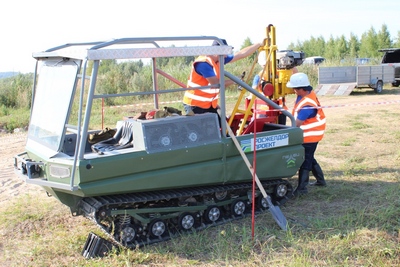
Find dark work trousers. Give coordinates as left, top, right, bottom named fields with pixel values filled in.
left=301, top=142, right=319, bottom=171
left=183, top=104, right=222, bottom=127
left=294, top=142, right=319, bottom=193
left=184, top=104, right=218, bottom=115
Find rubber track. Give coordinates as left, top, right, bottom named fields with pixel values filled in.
left=79, top=179, right=291, bottom=248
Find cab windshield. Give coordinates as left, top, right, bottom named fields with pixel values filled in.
left=27, top=59, right=80, bottom=152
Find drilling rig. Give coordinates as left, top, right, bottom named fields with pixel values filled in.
left=228, top=24, right=305, bottom=135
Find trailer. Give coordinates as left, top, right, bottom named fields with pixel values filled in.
left=315, top=65, right=395, bottom=96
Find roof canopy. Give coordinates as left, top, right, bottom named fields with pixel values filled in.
left=32, top=36, right=233, bottom=60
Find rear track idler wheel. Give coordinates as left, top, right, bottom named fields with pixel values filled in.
left=204, top=205, right=221, bottom=223
left=271, top=181, right=293, bottom=206
left=149, top=219, right=167, bottom=238
left=274, top=183, right=288, bottom=198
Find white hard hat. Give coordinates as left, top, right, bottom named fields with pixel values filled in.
left=258, top=51, right=267, bottom=66
left=286, top=72, right=310, bottom=88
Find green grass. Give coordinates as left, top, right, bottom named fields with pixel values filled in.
left=2, top=169, right=399, bottom=266
left=1, top=87, right=400, bottom=266
left=0, top=106, right=30, bottom=132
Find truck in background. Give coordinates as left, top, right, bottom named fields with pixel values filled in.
left=379, top=48, right=400, bottom=87
left=303, top=56, right=325, bottom=65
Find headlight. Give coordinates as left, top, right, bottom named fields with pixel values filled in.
left=50, top=165, right=71, bottom=178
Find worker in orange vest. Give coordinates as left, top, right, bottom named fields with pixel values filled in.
left=287, top=72, right=327, bottom=197
left=183, top=39, right=262, bottom=116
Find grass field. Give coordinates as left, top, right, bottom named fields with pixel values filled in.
left=1, top=86, right=399, bottom=267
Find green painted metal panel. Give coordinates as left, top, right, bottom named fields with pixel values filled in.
left=25, top=125, right=304, bottom=200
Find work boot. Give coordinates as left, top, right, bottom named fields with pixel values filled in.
left=292, top=168, right=309, bottom=198
left=310, top=162, right=326, bottom=186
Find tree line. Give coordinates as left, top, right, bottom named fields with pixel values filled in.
left=288, top=24, right=399, bottom=60
left=1, top=23, right=398, bottom=113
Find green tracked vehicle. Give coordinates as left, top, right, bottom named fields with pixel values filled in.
left=14, top=35, right=304, bottom=250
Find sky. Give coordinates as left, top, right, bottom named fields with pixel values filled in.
left=2, top=0, right=399, bottom=73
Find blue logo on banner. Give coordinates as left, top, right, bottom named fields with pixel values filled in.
left=239, top=133, right=289, bottom=153
left=241, top=139, right=252, bottom=152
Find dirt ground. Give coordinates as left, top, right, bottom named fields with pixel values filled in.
left=0, top=132, right=38, bottom=203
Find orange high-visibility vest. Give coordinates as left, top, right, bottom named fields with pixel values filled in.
left=292, top=91, right=326, bottom=143
left=183, top=56, right=220, bottom=109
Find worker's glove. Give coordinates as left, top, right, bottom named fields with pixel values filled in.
left=259, top=39, right=266, bottom=48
